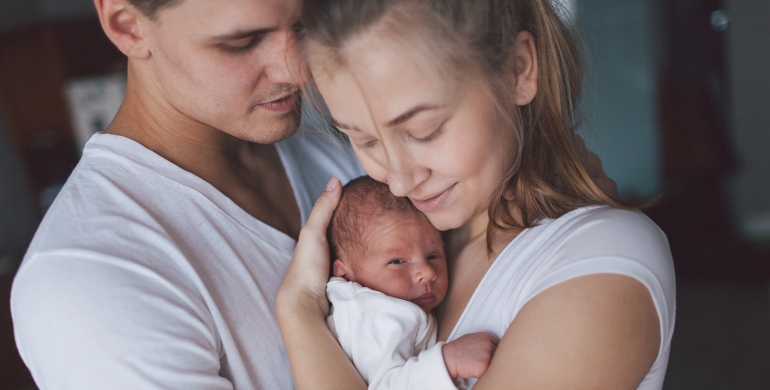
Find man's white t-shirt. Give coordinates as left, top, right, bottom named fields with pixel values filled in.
left=446, top=206, right=676, bottom=390
left=11, top=128, right=365, bottom=390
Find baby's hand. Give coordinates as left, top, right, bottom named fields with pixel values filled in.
left=442, top=332, right=499, bottom=379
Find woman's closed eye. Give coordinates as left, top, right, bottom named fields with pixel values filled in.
left=412, top=117, right=450, bottom=143
left=360, top=139, right=379, bottom=148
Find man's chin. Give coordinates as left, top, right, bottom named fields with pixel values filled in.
left=235, top=109, right=302, bottom=144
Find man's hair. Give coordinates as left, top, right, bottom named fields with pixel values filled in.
left=328, top=176, right=422, bottom=263
left=128, top=0, right=182, bottom=17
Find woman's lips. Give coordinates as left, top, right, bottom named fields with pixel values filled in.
left=409, top=183, right=457, bottom=212
left=259, top=91, right=300, bottom=112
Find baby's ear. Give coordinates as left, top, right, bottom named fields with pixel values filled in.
left=333, top=259, right=351, bottom=280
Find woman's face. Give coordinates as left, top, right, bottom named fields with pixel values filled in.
left=312, top=35, right=512, bottom=231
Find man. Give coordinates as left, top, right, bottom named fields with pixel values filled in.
left=12, top=0, right=363, bottom=388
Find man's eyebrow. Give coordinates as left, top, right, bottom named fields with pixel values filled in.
left=211, top=28, right=277, bottom=41
left=386, top=104, right=445, bottom=127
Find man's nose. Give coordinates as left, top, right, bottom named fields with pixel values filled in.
left=264, top=30, right=307, bottom=85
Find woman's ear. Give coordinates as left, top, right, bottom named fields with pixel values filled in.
left=510, top=31, right=539, bottom=106
left=93, top=0, right=150, bottom=59
left=333, top=259, right=352, bottom=280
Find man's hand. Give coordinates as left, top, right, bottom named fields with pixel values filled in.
left=442, top=333, right=500, bottom=380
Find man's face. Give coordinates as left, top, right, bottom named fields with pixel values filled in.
left=141, top=0, right=306, bottom=143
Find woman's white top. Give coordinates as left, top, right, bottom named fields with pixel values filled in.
left=326, top=277, right=459, bottom=390
left=448, top=206, right=675, bottom=390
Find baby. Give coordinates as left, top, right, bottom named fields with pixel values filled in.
left=326, top=176, right=498, bottom=390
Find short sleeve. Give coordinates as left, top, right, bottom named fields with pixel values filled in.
left=528, top=208, right=676, bottom=361
left=11, top=250, right=232, bottom=390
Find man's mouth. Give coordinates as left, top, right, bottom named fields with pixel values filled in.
left=258, top=90, right=300, bottom=113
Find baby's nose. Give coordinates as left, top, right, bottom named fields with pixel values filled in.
left=414, top=263, right=437, bottom=283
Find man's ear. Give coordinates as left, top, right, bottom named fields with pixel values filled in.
left=333, top=259, right=352, bottom=280
left=510, top=31, right=539, bottom=106
left=93, top=0, right=150, bottom=59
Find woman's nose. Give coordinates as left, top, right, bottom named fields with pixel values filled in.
left=384, top=148, right=429, bottom=197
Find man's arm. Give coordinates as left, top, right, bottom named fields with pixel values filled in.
left=12, top=251, right=232, bottom=390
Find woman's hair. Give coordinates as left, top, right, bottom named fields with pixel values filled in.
left=127, top=0, right=181, bottom=17
left=301, top=0, right=647, bottom=252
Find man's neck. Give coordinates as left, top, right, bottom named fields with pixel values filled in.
left=105, top=68, right=302, bottom=240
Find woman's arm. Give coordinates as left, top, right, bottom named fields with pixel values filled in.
left=472, top=274, right=660, bottom=390
left=275, top=177, right=367, bottom=390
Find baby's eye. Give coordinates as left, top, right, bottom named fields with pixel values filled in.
left=388, top=259, right=405, bottom=265
left=427, top=254, right=440, bottom=261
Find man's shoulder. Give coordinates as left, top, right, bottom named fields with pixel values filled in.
left=27, top=135, right=194, bottom=256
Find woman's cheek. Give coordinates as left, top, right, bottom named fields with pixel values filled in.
left=356, top=151, right=389, bottom=184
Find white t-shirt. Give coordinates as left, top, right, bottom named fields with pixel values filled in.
left=11, top=128, right=365, bottom=390
left=325, top=277, right=458, bottom=390
left=447, top=206, right=676, bottom=390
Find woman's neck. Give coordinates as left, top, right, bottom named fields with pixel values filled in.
left=466, top=213, right=490, bottom=241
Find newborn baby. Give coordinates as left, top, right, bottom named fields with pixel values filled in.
left=326, top=176, right=498, bottom=390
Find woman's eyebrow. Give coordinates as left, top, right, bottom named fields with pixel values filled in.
left=331, top=104, right=446, bottom=131
left=330, top=118, right=354, bottom=131
left=386, top=104, right=445, bottom=127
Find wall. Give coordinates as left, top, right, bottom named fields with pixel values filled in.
left=578, top=0, right=661, bottom=199
left=0, top=0, right=96, bottom=264
left=38, top=0, right=96, bottom=19
left=725, top=0, right=770, bottom=241
left=0, top=109, right=38, bottom=262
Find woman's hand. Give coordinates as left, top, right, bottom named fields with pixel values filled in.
left=276, top=177, right=342, bottom=318
left=275, top=177, right=367, bottom=390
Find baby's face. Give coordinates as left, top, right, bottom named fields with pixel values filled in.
left=345, top=212, right=448, bottom=312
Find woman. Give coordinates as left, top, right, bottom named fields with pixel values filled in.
left=277, top=0, right=675, bottom=389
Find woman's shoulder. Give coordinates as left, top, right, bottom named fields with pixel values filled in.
left=554, top=205, right=664, bottom=236
left=528, top=205, right=670, bottom=262
left=490, top=205, right=674, bottom=319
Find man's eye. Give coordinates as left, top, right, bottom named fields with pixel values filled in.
left=221, top=37, right=258, bottom=53
left=293, top=20, right=306, bottom=36
left=388, top=259, right=405, bottom=264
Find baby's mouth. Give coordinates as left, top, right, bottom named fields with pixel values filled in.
left=411, top=293, right=436, bottom=307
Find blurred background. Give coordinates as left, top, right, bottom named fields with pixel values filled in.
left=0, top=0, right=767, bottom=388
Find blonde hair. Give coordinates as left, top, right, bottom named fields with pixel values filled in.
left=301, top=0, right=648, bottom=251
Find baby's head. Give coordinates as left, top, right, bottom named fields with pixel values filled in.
left=329, top=176, right=448, bottom=312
